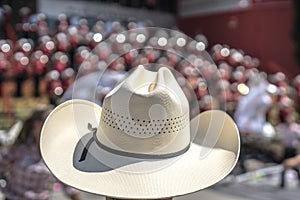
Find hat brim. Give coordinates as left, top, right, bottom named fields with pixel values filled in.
left=41, top=99, right=240, bottom=199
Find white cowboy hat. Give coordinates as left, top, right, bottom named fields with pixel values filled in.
left=40, top=66, right=240, bottom=199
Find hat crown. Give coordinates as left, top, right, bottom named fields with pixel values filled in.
left=96, top=66, right=190, bottom=155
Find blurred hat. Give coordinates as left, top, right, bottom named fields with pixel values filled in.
left=0, top=120, right=23, bottom=146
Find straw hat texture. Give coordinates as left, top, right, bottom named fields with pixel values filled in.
left=40, top=66, right=240, bottom=199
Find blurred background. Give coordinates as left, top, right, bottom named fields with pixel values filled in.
left=0, top=0, right=300, bottom=199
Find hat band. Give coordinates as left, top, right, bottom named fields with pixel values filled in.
left=79, top=124, right=190, bottom=162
